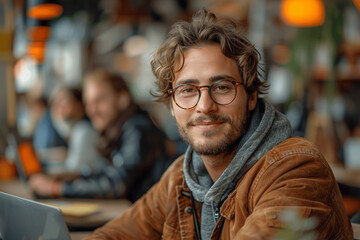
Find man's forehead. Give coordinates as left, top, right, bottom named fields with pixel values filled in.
left=85, top=81, right=113, bottom=93
left=172, top=46, right=240, bottom=86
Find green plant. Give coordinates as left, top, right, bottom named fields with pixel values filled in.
left=271, top=209, right=318, bottom=240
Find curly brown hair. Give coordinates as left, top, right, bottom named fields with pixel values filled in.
left=151, top=9, right=267, bottom=106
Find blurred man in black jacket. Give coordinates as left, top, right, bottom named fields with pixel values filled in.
left=30, top=69, right=178, bottom=202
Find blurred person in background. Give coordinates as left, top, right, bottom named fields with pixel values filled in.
left=84, top=9, right=352, bottom=240
left=52, top=86, right=105, bottom=172
left=25, top=84, right=68, bottom=166
left=30, top=69, right=177, bottom=202
left=32, top=86, right=106, bottom=173
left=27, top=85, right=68, bottom=152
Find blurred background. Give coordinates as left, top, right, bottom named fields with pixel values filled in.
left=1, top=0, right=360, bottom=183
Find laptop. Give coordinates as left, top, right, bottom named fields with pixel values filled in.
left=0, top=191, right=71, bottom=240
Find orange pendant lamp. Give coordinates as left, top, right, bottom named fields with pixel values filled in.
left=27, top=25, right=50, bottom=41
left=27, top=0, right=63, bottom=20
left=280, top=0, right=325, bottom=27
left=27, top=19, right=51, bottom=41
left=27, top=41, right=46, bottom=63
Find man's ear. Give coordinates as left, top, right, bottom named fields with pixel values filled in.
left=248, top=91, right=258, bottom=111
left=117, top=90, right=131, bottom=111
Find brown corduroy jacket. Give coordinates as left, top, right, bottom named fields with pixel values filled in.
left=85, top=137, right=353, bottom=240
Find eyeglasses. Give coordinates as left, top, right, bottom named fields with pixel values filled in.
left=168, top=80, right=244, bottom=110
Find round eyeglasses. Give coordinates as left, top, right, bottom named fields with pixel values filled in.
left=168, top=80, right=244, bottom=110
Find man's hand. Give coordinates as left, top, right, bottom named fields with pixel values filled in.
left=29, top=173, right=61, bottom=198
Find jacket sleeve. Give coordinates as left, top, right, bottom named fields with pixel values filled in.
left=82, top=158, right=182, bottom=240
left=231, top=139, right=353, bottom=239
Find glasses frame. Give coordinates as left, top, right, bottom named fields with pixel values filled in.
left=168, top=80, right=244, bottom=110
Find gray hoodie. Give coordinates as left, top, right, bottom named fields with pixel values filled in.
left=183, top=98, right=292, bottom=240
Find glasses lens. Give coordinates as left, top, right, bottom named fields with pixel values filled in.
left=174, top=85, right=199, bottom=109
left=210, top=81, right=236, bottom=105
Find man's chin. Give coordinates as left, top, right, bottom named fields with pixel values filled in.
left=192, top=146, right=224, bottom=156
left=190, top=132, right=241, bottom=156
left=191, top=140, right=227, bottom=156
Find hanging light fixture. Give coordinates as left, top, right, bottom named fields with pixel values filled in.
left=26, top=19, right=49, bottom=64
left=27, top=0, right=63, bottom=20
left=27, top=25, right=50, bottom=41
left=26, top=0, right=62, bottom=64
left=27, top=41, right=46, bottom=63
left=280, top=0, right=325, bottom=27
left=27, top=19, right=50, bottom=41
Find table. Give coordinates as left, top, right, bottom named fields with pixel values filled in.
left=0, top=179, right=132, bottom=231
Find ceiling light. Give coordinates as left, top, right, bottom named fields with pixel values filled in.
left=27, top=0, right=63, bottom=20
left=280, top=0, right=325, bottom=27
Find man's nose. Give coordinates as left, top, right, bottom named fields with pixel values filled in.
left=195, top=88, right=217, bottom=113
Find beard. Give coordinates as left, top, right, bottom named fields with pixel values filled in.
left=177, top=109, right=250, bottom=156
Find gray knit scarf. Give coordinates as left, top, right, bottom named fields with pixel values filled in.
left=183, top=98, right=292, bottom=240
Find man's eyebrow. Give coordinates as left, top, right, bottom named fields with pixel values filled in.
left=175, top=75, right=239, bottom=87
left=209, top=75, right=238, bottom=82
left=175, top=79, right=199, bottom=86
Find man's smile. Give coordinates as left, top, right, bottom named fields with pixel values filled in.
left=191, top=120, right=224, bottom=130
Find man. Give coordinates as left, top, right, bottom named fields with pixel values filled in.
left=30, top=69, right=176, bottom=202
left=84, top=9, right=353, bottom=239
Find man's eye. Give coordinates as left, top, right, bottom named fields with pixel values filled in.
left=177, top=86, right=197, bottom=95
left=213, top=84, right=232, bottom=92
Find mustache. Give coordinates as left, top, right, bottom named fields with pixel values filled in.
left=187, top=115, right=230, bottom=127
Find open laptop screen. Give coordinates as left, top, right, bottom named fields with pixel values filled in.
left=0, top=192, right=71, bottom=240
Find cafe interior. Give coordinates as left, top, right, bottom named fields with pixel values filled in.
left=1, top=0, right=360, bottom=238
